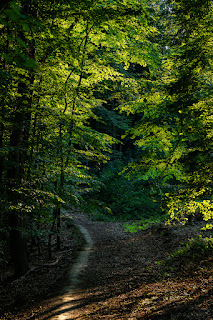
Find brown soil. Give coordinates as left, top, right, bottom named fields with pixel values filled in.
left=0, top=210, right=212, bottom=319
left=0, top=212, right=85, bottom=318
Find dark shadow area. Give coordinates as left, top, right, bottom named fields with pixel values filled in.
left=1, top=217, right=212, bottom=320
left=35, top=285, right=213, bottom=320
left=142, top=287, right=213, bottom=320
left=29, top=297, right=89, bottom=320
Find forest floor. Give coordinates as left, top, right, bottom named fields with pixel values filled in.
left=0, top=209, right=212, bottom=319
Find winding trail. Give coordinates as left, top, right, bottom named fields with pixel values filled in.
left=34, top=212, right=133, bottom=320
left=20, top=211, right=213, bottom=320
left=51, top=221, right=94, bottom=320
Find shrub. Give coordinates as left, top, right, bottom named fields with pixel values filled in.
left=86, top=160, right=162, bottom=221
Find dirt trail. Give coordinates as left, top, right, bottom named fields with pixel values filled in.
left=30, top=212, right=134, bottom=319
left=7, top=211, right=213, bottom=320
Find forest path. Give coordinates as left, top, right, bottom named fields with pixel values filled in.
left=34, top=211, right=135, bottom=319
left=25, top=211, right=213, bottom=320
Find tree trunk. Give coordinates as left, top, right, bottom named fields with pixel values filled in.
left=9, top=213, right=29, bottom=278
left=56, top=207, right=61, bottom=250
left=6, top=0, right=36, bottom=276
left=7, top=74, right=34, bottom=277
left=0, top=122, right=4, bottom=191
left=48, top=217, right=56, bottom=260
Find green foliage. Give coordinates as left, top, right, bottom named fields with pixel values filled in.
left=83, top=200, right=114, bottom=222
left=155, top=235, right=213, bottom=272
left=86, top=160, right=162, bottom=221
left=121, top=0, right=213, bottom=228
left=0, top=0, right=159, bottom=275
left=172, top=236, right=213, bottom=258
left=1, top=0, right=212, bottom=275
left=165, top=189, right=213, bottom=228
left=125, top=215, right=167, bottom=233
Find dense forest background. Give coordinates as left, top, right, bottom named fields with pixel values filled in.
left=0, top=0, right=212, bottom=278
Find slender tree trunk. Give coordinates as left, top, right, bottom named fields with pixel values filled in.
left=8, top=215, right=29, bottom=277
left=56, top=207, right=61, bottom=250
left=7, top=78, right=30, bottom=276
left=48, top=214, right=56, bottom=260
left=7, top=0, right=37, bottom=277
left=0, top=26, right=9, bottom=196
left=0, top=123, right=4, bottom=190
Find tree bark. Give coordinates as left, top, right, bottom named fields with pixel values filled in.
left=8, top=213, right=29, bottom=278
left=6, top=0, right=37, bottom=277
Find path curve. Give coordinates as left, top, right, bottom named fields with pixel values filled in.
left=9, top=210, right=213, bottom=320
left=49, top=217, right=94, bottom=320
left=35, top=211, right=133, bottom=320
left=62, top=222, right=94, bottom=293
left=21, top=211, right=212, bottom=320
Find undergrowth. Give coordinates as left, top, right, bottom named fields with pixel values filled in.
left=84, top=160, right=163, bottom=222
left=156, top=235, right=213, bottom=271
left=171, top=235, right=213, bottom=259
left=124, top=215, right=168, bottom=233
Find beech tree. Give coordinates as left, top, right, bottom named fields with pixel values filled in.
left=2, top=0, right=211, bottom=278
left=122, top=0, right=213, bottom=226
left=0, top=0, right=156, bottom=277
